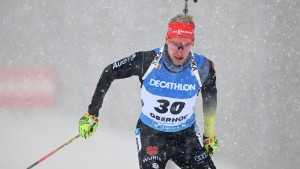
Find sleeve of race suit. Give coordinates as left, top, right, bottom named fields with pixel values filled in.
left=200, top=58, right=217, bottom=138
left=87, top=51, right=154, bottom=117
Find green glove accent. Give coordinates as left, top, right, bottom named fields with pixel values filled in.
left=203, top=135, right=219, bottom=157
left=78, top=112, right=98, bottom=139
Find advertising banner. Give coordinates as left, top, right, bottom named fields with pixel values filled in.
left=0, top=66, right=57, bottom=108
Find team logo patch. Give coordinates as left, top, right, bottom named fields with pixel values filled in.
left=146, top=146, right=159, bottom=155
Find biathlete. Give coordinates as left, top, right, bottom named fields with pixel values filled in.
left=78, top=14, right=218, bottom=169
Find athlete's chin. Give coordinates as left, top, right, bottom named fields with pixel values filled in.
left=171, top=59, right=185, bottom=65
left=174, top=62, right=184, bottom=65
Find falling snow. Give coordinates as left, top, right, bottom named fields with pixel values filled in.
left=0, top=0, right=299, bottom=169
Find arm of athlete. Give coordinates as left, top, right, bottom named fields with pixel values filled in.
left=78, top=51, right=155, bottom=138
left=88, top=53, right=140, bottom=117
left=78, top=52, right=140, bottom=138
left=201, top=59, right=218, bottom=156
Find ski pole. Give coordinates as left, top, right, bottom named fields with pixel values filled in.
left=26, top=134, right=81, bottom=169
left=183, top=0, right=198, bottom=15
left=183, top=0, right=189, bottom=15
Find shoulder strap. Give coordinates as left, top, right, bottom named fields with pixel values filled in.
left=142, top=48, right=163, bottom=80
left=190, top=52, right=202, bottom=88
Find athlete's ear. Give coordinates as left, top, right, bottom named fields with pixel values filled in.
left=165, top=36, right=169, bottom=44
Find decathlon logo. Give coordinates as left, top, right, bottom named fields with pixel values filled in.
left=149, top=78, right=196, bottom=91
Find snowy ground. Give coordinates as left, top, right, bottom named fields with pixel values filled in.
left=1, top=110, right=236, bottom=169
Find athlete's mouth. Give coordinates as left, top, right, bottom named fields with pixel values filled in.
left=175, top=56, right=184, bottom=61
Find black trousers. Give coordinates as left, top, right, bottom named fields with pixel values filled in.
left=135, top=120, right=216, bottom=169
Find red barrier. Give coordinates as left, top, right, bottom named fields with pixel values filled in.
left=0, top=66, right=57, bottom=108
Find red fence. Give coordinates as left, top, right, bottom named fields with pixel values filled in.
left=0, top=66, right=57, bottom=108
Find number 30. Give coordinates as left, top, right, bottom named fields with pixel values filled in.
left=154, top=99, right=185, bottom=115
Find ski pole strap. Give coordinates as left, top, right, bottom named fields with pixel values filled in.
left=203, top=135, right=217, bottom=145
left=84, top=112, right=98, bottom=123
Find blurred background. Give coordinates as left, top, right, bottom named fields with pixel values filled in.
left=0, top=0, right=299, bottom=168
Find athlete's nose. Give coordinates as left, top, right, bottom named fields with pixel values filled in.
left=176, top=47, right=184, bottom=55
left=178, top=45, right=184, bottom=51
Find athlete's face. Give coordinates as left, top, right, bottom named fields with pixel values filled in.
left=166, top=38, right=194, bottom=65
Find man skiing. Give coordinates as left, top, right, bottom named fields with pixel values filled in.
left=78, top=14, right=218, bottom=169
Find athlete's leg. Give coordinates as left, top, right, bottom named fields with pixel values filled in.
left=135, top=121, right=170, bottom=169
left=172, top=124, right=216, bottom=169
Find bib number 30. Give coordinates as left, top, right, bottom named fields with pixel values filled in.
left=154, top=99, right=185, bottom=115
